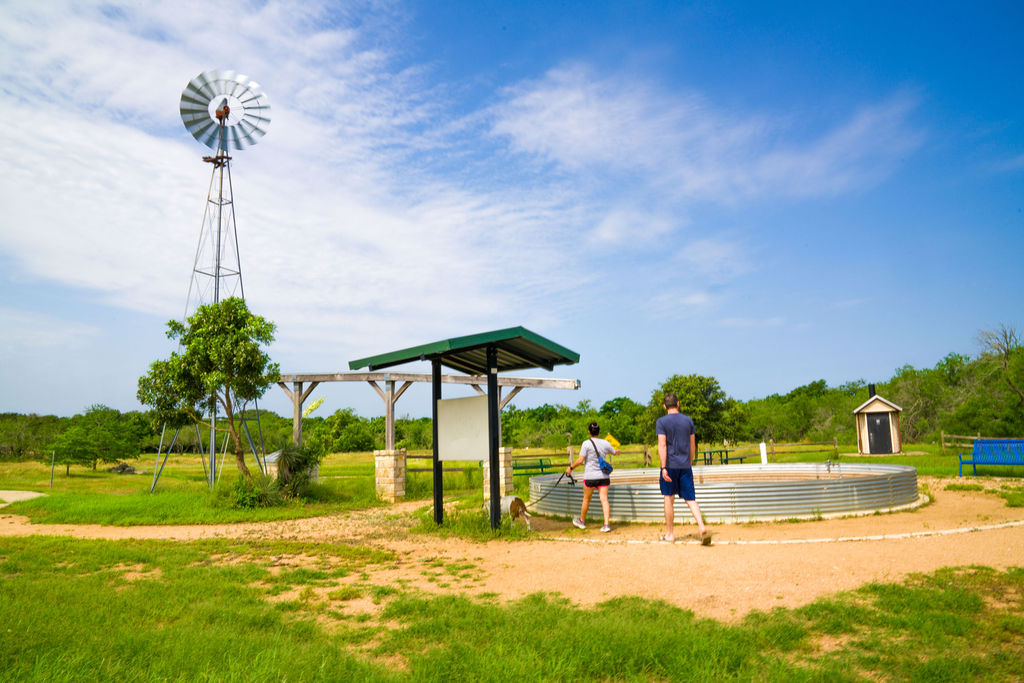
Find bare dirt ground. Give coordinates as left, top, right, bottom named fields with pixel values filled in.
left=2, top=476, right=1022, bottom=622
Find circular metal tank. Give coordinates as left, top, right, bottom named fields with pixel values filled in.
left=528, top=463, right=920, bottom=523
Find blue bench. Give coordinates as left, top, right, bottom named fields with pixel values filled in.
left=958, top=439, right=1024, bottom=476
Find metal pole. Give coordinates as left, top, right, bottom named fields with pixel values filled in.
left=432, top=358, right=443, bottom=525
left=216, top=430, right=229, bottom=485
left=196, top=423, right=209, bottom=483
left=49, top=451, right=55, bottom=488
left=151, top=428, right=180, bottom=493
left=487, top=346, right=500, bottom=530
left=151, top=424, right=167, bottom=492
left=242, top=420, right=263, bottom=475
left=209, top=408, right=216, bottom=489
left=214, top=123, right=225, bottom=304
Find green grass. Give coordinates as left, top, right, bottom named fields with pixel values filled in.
left=0, top=452, right=389, bottom=525
left=1, top=535, right=1021, bottom=681
left=3, top=442, right=1021, bottom=528
left=757, top=441, right=1024, bottom=480
left=6, top=476, right=382, bottom=526
left=945, top=482, right=985, bottom=492
left=410, top=495, right=534, bottom=542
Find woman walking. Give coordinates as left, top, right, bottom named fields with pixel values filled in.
left=565, top=422, right=619, bottom=532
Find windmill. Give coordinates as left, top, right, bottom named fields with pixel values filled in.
left=151, top=70, right=272, bottom=492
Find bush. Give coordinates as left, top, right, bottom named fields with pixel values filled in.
left=217, top=473, right=281, bottom=509
left=275, top=441, right=324, bottom=499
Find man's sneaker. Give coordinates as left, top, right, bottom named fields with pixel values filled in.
left=600, top=525, right=611, bottom=533
left=572, top=517, right=586, bottom=529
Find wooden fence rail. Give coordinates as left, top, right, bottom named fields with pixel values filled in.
left=940, top=431, right=984, bottom=455
left=726, top=438, right=839, bottom=462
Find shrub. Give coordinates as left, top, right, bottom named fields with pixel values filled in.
left=218, top=473, right=281, bottom=509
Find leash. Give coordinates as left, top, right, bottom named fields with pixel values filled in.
left=524, top=469, right=576, bottom=511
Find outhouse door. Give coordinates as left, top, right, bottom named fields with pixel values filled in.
left=867, top=413, right=893, bottom=454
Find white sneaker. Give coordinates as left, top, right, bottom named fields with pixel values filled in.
left=600, top=525, right=611, bottom=533
left=572, top=517, right=586, bottom=529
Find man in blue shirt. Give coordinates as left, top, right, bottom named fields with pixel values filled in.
left=656, top=392, right=711, bottom=545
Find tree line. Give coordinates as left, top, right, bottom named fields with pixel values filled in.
left=5, top=323, right=1020, bottom=464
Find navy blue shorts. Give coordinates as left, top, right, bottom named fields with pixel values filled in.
left=659, top=468, right=696, bottom=500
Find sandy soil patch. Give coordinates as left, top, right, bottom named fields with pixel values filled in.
left=1, top=476, right=1022, bottom=621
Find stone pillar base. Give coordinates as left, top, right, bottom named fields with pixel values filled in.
left=482, top=447, right=514, bottom=502
left=374, top=448, right=406, bottom=502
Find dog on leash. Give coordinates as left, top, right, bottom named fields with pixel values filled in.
left=499, top=496, right=532, bottom=529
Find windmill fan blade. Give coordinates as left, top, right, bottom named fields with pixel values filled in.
left=179, top=69, right=271, bottom=151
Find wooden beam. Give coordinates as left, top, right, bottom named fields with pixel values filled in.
left=279, top=372, right=579, bottom=390
left=499, top=386, right=524, bottom=410
left=278, top=371, right=579, bottom=453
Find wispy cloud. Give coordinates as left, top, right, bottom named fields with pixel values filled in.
left=490, top=64, right=923, bottom=203
left=0, top=0, right=590, bottom=360
left=0, top=0, right=927, bottom=371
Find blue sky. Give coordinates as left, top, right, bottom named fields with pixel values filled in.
left=1, top=0, right=1022, bottom=420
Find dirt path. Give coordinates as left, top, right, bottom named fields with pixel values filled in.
left=2, top=477, right=1022, bottom=621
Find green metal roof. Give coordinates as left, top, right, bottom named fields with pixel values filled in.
left=348, top=326, right=580, bottom=375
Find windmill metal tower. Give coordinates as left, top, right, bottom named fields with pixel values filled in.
left=151, top=70, right=272, bottom=492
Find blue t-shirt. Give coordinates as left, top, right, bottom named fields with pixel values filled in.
left=656, top=412, right=695, bottom=470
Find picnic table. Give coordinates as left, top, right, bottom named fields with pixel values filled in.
left=697, top=448, right=748, bottom=465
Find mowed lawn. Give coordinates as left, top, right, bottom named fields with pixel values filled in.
left=1, top=449, right=1023, bottom=681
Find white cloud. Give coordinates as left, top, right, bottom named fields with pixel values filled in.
left=0, top=0, right=929, bottom=392
left=0, top=0, right=591, bottom=364
left=490, top=64, right=923, bottom=203
left=590, top=209, right=678, bottom=246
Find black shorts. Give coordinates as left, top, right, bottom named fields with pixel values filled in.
left=584, top=478, right=610, bottom=489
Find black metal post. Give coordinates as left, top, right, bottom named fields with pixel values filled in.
left=487, top=346, right=500, bottom=530
left=432, top=358, right=443, bottom=525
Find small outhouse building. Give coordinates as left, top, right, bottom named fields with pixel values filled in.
left=852, top=391, right=903, bottom=455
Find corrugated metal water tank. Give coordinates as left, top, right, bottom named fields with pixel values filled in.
left=528, top=463, right=920, bottom=523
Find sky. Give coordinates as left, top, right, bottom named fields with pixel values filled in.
left=1, top=0, right=1022, bottom=420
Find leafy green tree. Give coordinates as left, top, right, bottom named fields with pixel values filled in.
left=0, top=413, right=63, bottom=460
left=599, top=397, right=645, bottom=444
left=48, top=425, right=94, bottom=475
left=46, top=405, right=146, bottom=473
left=137, top=298, right=280, bottom=479
left=303, top=408, right=376, bottom=455
left=644, top=374, right=738, bottom=444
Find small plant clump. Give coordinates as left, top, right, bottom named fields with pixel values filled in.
left=219, top=473, right=281, bottom=509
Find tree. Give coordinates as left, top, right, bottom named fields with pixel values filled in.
left=137, top=298, right=280, bottom=479
left=0, top=413, right=62, bottom=460
left=978, top=324, right=1024, bottom=408
left=49, top=426, right=94, bottom=475
left=599, top=397, right=645, bottom=444
left=644, top=374, right=738, bottom=444
left=46, top=405, right=146, bottom=473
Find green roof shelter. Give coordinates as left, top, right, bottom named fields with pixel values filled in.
left=349, top=326, right=579, bottom=529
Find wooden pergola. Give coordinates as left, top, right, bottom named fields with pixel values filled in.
left=277, top=371, right=579, bottom=449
